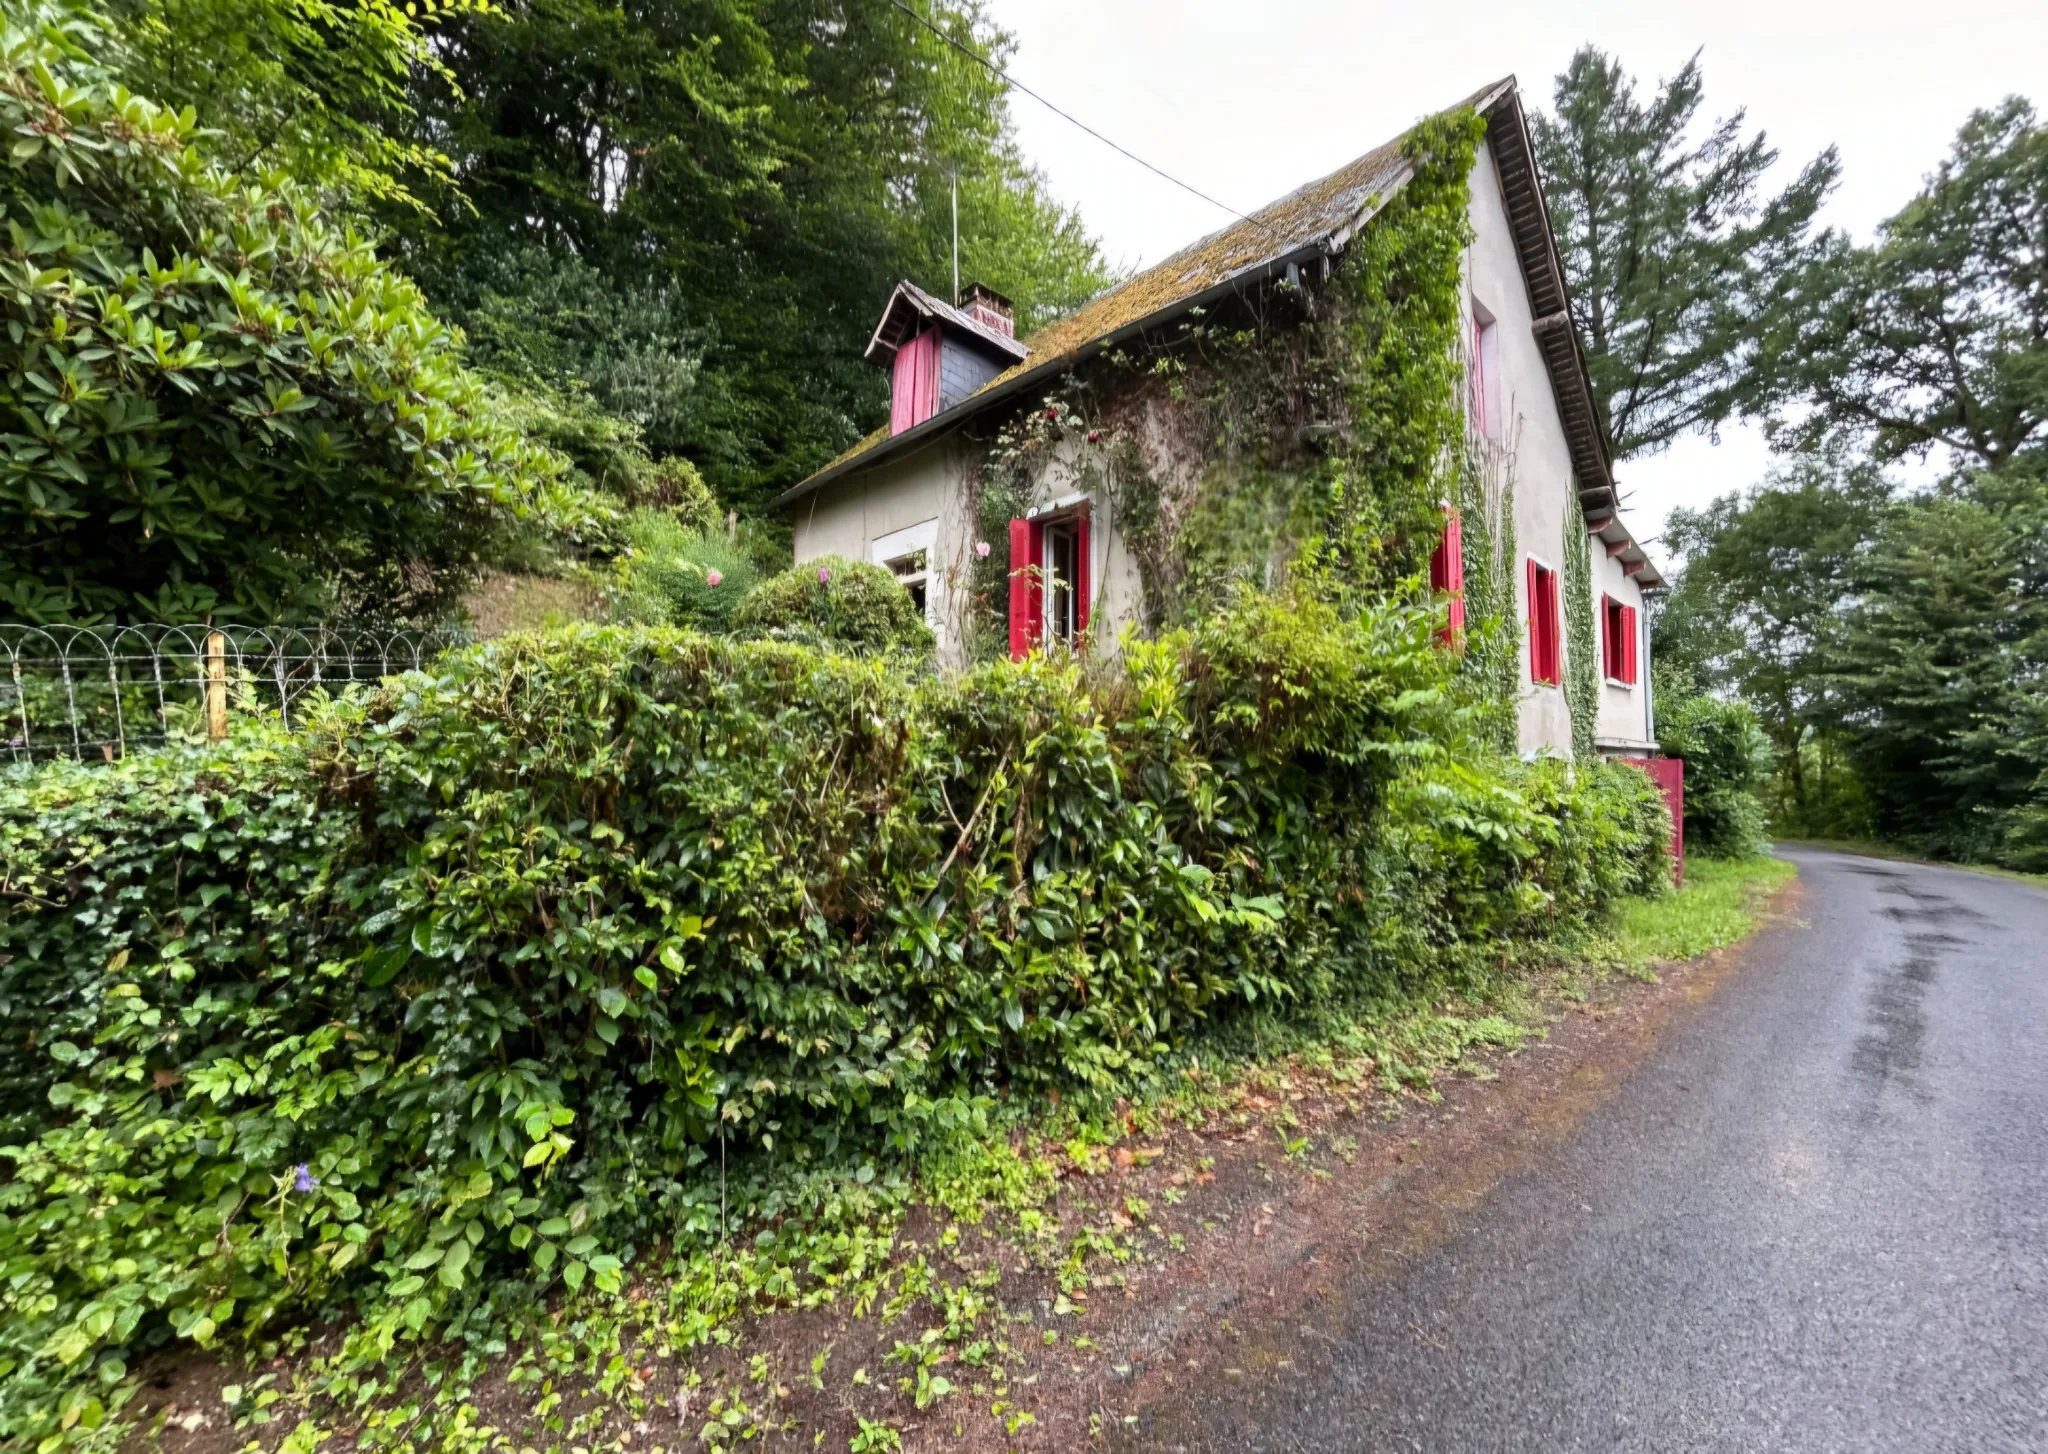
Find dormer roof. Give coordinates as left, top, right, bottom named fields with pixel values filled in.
left=864, top=280, right=1031, bottom=367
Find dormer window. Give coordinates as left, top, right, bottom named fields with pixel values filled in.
left=865, top=280, right=1030, bottom=438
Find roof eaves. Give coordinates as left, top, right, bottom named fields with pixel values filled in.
left=1479, top=83, right=1662, bottom=586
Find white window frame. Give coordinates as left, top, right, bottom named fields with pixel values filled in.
left=871, top=519, right=939, bottom=633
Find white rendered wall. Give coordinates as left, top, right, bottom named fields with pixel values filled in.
left=1465, top=139, right=1575, bottom=758
left=1591, top=546, right=1656, bottom=749
left=791, top=437, right=978, bottom=666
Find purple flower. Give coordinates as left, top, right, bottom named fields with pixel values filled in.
left=817, top=567, right=831, bottom=584
left=705, top=569, right=723, bottom=587
left=293, top=1164, right=318, bottom=1194
left=975, top=540, right=991, bottom=559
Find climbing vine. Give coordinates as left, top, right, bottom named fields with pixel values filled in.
left=959, top=109, right=1486, bottom=659
left=1562, top=509, right=1599, bottom=760
left=1454, top=420, right=1523, bottom=753
left=1303, top=109, right=1489, bottom=605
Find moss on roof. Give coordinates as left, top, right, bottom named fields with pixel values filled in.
left=790, top=81, right=1510, bottom=497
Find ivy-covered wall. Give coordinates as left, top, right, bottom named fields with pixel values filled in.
left=958, top=112, right=1519, bottom=725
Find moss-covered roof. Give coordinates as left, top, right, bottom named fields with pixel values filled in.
left=782, top=82, right=1513, bottom=504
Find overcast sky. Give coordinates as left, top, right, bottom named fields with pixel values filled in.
left=983, top=0, right=2048, bottom=563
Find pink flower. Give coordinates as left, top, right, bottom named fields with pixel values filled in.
left=975, top=540, right=991, bottom=558
left=817, top=567, right=831, bottom=584
left=705, top=569, right=723, bottom=587
left=1087, top=430, right=1101, bottom=444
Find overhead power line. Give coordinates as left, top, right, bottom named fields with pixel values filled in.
left=887, top=0, right=1276, bottom=238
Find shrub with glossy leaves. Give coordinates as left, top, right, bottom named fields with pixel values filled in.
left=735, top=555, right=935, bottom=655
left=0, top=600, right=1666, bottom=1444
left=1658, top=694, right=1774, bottom=856
left=0, top=14, right=599, bottom=623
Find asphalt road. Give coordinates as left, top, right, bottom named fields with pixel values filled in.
left=1130, top=846, right=2048, bottom=1452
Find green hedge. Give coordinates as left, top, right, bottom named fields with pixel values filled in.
left=0, top=598, right=1667, bottom=1443
left=1658, top=695, right=1774, bottom=857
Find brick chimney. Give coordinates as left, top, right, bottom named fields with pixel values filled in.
left=961, top=283, right=1015, bottom=338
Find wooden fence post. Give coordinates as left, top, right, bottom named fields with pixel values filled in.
left=205, top=630, right=228, bottom=741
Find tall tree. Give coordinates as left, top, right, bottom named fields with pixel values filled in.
left=104, top=0, right=464, bottom=206
left=1534, top=46, right=1838, bottom=460
left=1657, top=457, right=1891, bottom=827
left=1825, top=467, right=2048, bottom=858
left=382, top=0, right=1114, bottom=508
left=1760, top=97, right=2047, bottom=474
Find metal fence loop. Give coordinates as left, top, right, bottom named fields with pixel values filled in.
left=0, top=623, right=459, bottom=765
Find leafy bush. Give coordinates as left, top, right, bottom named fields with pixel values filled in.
left=0, top=598, right=1667, bottom=1444
left=603, top=511, right=762, bottom=632
left=735, top=555, right=935, bottom=655
left=1658, top=695, right=1774, bottom=856
left=0, top=14, right=599, bottom=623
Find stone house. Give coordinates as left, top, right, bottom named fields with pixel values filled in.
left=775, top=77, right=1662, bottom=759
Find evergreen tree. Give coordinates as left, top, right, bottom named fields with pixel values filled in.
left=1534, top=46, right=1838, bottom=460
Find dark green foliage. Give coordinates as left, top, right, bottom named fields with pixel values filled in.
left=1534, top=46, right=1838, bottom=459
left=1759, top=97, right=2045, bottom=472
left=1657, top=695, right=1773, bottom=857
left=1663, top=98, right=2048, bottom=863
left=734, top=556, right=935, bottom=655
left=0, top=13, right=595, bottom=624
left=1825, top=471, right=2048, bottom=860
left=1656, top=457, right=1891, bottom=835
left=0, top=608, right=1668, bottom=1441
left=378, top=0, right=1115, bottom=508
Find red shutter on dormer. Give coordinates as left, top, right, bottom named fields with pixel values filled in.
left=890, top=328, right=940, bottom=436
left=1430, top=510, right=1465, bottom=642
left=1007, top=517, right=1044, bottom=660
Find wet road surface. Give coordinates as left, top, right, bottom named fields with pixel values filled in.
left=1124, top=847, right=2048, bottom=1452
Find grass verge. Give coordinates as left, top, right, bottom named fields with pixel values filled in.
left=137, top=856, right=1795, bottom=1454
left=1595, top=853, right=1798, bottom=969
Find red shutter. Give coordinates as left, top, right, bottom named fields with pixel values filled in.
left=1546, top=569, right=1562, bottom=684
left=1526, top=557, right=1539, bottom=682
left=1074, top=506, right=1092, bottom=641
left=1431, top=510, right=1465, bottom=643
left=890, top=329, right=940, bottom=436
left=1527, top=560, right=1561, bottom=686
left=1007, top=517, right=1043, bottom=661
left=1623, top=603, right=1638, bottom=684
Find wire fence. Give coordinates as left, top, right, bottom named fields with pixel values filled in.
left=0, top=624, right=461, bottom=765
